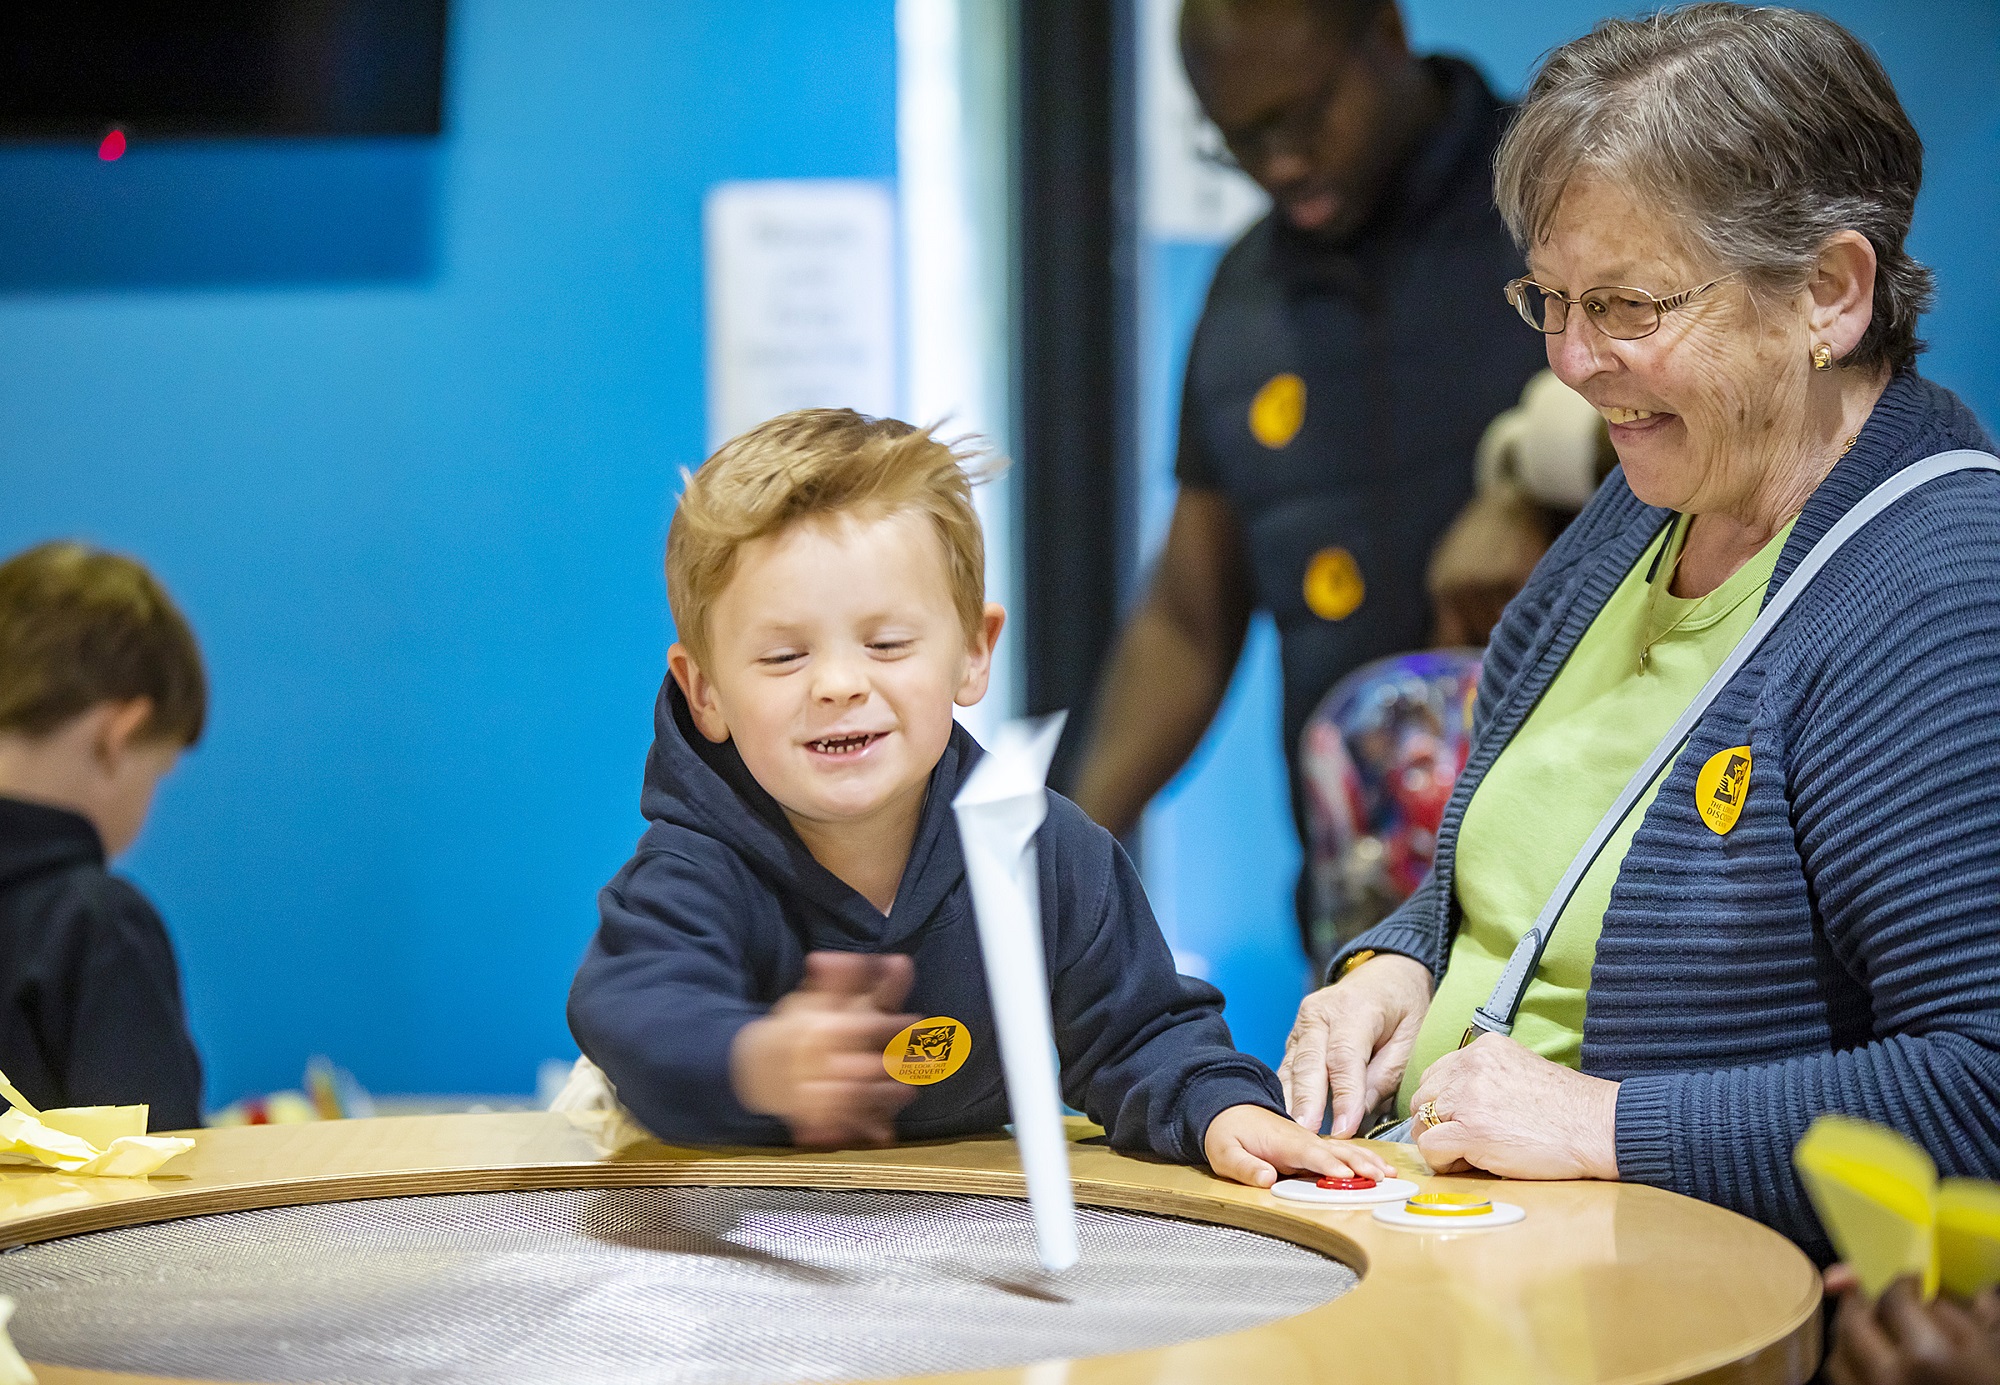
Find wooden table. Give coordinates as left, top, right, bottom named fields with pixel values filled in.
left=0, top=1112, right=1822, bottom=1384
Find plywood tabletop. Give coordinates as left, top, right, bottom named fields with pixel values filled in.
left=0, top=1112, right=1821, bottom=1385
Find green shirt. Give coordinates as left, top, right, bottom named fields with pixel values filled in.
left=1397, top=513, right=1797, bottom=1116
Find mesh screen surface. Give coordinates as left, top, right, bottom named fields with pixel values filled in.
left=0, top=1185, right=1356, bottom=1384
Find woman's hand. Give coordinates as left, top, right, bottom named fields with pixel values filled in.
left=1824, top=1270, right=2000, bottom=1385
left=1278, top=953, right=1433, bottom=1137
left=1409, top=1032, right=1620, bottom=1180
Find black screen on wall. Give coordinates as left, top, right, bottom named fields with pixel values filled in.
left=0, top=1, right=449, bottom=140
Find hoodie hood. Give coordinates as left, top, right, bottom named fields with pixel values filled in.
left=637, top=679, right=980, bottom=950
left=0, top=797, right=103, bottom=891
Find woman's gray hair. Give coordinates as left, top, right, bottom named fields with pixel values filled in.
left=1494, top=3, right=1933, bottom=375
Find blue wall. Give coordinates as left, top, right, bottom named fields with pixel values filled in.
left=1141, top=0, right=2000, bottom=1071
left=0, top=1, right=898, bottom=1105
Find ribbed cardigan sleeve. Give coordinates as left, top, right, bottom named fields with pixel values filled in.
left=1613, top=476, right=2000, bottom=1250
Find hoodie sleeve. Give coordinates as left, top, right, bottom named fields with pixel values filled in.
left=1041, top=798, right=1286, bottom=1163
left=568, top=844, right=789, bottom=1147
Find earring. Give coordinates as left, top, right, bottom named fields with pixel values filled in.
left=1812, top=344, right=1834, bottom=370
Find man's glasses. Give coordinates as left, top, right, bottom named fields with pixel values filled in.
left=1503, top=276, right=1730, bottom=341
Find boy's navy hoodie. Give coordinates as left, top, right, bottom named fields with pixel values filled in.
left=569, top=681, right=1285, bottom=1161
left=0, top=797, right=203, bottom=1130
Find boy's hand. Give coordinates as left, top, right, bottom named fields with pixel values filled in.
left=731, top=951, right=918, bottom=1149
left=1202, top=1103, right=1397, bottom=1189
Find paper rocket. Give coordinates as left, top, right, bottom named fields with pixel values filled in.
left=952, top=713, right=1080, bottom=1273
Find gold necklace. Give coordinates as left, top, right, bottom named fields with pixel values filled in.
left=1638, top=516, right=1694, bottom=674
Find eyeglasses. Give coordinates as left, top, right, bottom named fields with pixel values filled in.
left=1503, top=276, right=1731, bottom=341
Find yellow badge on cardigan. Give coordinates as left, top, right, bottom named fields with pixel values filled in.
left=883, top=1017, right=972, bottom=1086
left=1249, top=373, right=1307, bottom=449
left=1303, top=546, right=1366, bottom=621
left=1696, top=746, right=1752, bottom=835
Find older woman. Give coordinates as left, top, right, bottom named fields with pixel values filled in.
left=1278, top=2, right=1998, bottom=1256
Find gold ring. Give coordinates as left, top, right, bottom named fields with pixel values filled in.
left=1416, top=1099, right=1442, bottom=1131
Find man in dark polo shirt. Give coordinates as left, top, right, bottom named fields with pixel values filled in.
left=1071, top=0, right=1545, bottom=966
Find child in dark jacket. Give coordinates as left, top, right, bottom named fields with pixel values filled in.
left=0, top=542, right=205, bottom=1130
left=569, top=409, right=1387, bottom=1186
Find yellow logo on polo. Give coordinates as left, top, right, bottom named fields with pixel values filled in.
left=1303, top=547, right=1365, bottom=621
left=1249, top=372, right=1307, bottom=449
left=882, top=1017, right=972, bottom=1086
left=1696, top=746, right=1752, bottom=835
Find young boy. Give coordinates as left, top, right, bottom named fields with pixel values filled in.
left=0, top=541, right=205, bottom=1130
left=568, top=410, right=1387, bottom=1187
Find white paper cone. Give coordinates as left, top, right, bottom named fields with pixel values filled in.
left=952, top=712, right=1079, bottom=1272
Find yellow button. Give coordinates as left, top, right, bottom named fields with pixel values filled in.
left=882, top=1017, right=972, bottom=1086
left=1303, top=546, right=1365, bottom=621
left=1695, top=745, right=1752, bottom=835
left=1405, top=1192, right=1494, bottom=1218
left=1249, top=373, right=1307, bottom=449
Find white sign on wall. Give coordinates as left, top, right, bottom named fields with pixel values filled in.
left=703, top=179, right=899, bottom=453
left=1138, top=0, right=1268, bottom=244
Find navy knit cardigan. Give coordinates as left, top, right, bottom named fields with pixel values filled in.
left=1334, top=371, right=2000, bottom=1257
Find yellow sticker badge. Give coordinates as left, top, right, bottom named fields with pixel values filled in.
left=883, top=1017, right=972, bottom=1086
left=1696, top=745, right=1752, bottom=835
left=1303, top=546, right=1365, bottom=621
left=1249, top=372, right=1307, bottom=449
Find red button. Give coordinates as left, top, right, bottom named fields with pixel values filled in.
left=1316, top=1175, right=1377, bottom=1190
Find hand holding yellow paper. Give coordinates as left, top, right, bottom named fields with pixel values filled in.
left=1794, top=1115, right=2000, bottom=1301
left=0, top=1070, right=192, bottom=1178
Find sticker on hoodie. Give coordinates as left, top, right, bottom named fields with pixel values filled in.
left=883, top=1017, right=972, bottom=1086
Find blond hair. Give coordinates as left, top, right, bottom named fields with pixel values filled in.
left=667, top=409, right=996, bottom=665
left=0, top=541, right=207, bottom=746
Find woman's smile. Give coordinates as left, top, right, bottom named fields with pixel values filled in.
left=1597, top=406, right=1674, bottom=445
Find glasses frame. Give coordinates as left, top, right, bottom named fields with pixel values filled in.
left=1503, top=275, right=1732, bottom=341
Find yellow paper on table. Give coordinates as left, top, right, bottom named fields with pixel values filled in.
left=0, top=1070, right=191, bottom=1178
left=1795, top=1116, right=1939, bottom=1298
left=1938, top=1179, right=2000, bottom=1299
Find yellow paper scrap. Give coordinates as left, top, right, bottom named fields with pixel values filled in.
left=0, top=1070, right=191, bottom=1178
left=1795, top=1116, right=1938, bottom=1298
left=33, top=1105, right=146, bottom=1149
left=549, top=1057, right=654, bottom=1154
left=0, top=1296, right=34, bottom=1385
left=1938, top=1179, right=2000, bottom=1300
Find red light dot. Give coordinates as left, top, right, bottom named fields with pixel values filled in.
left=98, top=129, right=126, bottom=161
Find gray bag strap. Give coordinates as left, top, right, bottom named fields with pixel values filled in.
left=1465, top=449, right=2000, bottom=1043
